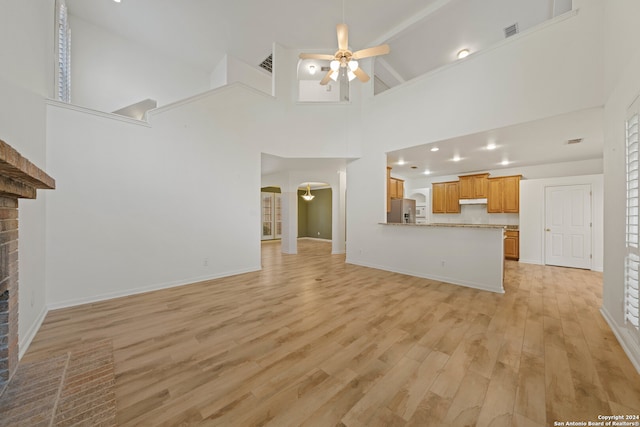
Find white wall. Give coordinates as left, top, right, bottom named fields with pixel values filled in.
left=210, top=54, right=272, bottom=96
left=45, top=86, right=267, bottom=307
left=69, top=15, right=211, bottom=113
left=520, top=174, right=603, bottom=271
left=0, top=0, right=55, bottom=357
left=601, top=0, right=640, bottom=372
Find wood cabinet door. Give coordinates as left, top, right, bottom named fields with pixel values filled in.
left=386, top=167, right=392, bottom=212
left=474, top=175, right=489, bottom=198
left=504, top=231, right=519, bottom=260
left=487, top=178, right=503, bottom=213
left=396, top=179, right=404, bottom=199
left=458, top=176, right=473, bottom=199
left=432, top=183, right=446, bottom=213
left=502, top=176, right=520, bottom=213
left=445, top=182, right=460, bottom=213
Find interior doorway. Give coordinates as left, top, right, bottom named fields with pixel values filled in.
left=297, top=182, right=332, bottom=240
left=544, top=184, right=592, bottom=269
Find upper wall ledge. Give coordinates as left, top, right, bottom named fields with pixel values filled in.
left=46, top=99, right=151, bottom=127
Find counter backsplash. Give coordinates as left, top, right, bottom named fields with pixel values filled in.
left=423, top=203, right=519, bottom=226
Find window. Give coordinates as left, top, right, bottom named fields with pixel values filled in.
left=57, top=0, right=71, bottom=102
left=625, top=95, right=640, bottom=336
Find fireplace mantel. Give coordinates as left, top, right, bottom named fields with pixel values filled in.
left=0, top=139, right=55, bottom=198
left=0, top=138, right=55, bottom=393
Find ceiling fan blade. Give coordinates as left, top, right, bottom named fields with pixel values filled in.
left=352, top=44, right=390, bottom=60
left=353, top=67, right=370, bottom=83
left=320, top=70, right=334, bottom=85
left=337, top=24, right=348, bottom=51
left=299, top=53, right=335, bottom=61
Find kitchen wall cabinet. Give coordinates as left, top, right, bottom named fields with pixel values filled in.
left=487, top=175, right=521, bottom=213
left=459, top=173, right=489, bottom=199
left=432, top=181, right=460, bottom=213
left=504, top=230, right=519, bottom=260
left=386, top=167, right=404, bottom=212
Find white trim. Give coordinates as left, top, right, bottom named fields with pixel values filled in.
left=47, top=265, right=261, bottom=311
left=600, top=306, right=640, bottom=374
left=18, top=306, right=48, bottom=360
left=45, top=99, right=151, bottom=127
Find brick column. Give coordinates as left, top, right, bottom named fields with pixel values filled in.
left=0, top=196, right=18, bottom=391
left=0, top=139, right=55, bottom=394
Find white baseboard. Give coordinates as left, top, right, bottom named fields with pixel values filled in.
left=600, top=306, right=640, bottom=374
left=47, top=266, right=261, bottom=311
left=19, top=306, right=48, bottom=360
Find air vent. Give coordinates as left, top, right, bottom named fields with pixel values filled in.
left=504, top=23, right=519, bottom=38
left=321, top=66, right=330, bottom=72
left=259, top=54, right=273, bottom=73
left=568, top=138, right=583, bottom=144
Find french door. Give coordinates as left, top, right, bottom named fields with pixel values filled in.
left=261, top=192, right=282, bottom=240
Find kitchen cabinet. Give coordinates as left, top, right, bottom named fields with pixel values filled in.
left=504, top=230, right=519, bottom=260
left=386, top=167, right=404, bottom=212
left=458, top=173, right=489, bottom=199
left=487, top=175, right=521, bottom=213
left=432, top=181, right=460, bottom=213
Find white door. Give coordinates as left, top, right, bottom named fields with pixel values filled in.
left=544, top=184, right=592, bottom=269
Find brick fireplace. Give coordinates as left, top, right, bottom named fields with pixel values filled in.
left=0, top=139, right=55, bottom=394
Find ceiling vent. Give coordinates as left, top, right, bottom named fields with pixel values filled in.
left=567, top=138, right=583, bottom=144
left=504, top=23, right=519, bottom=38
left=259, top=54, right=273, bottom=73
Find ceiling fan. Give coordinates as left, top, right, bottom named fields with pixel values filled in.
left=299, top=24, right=390, bottom=85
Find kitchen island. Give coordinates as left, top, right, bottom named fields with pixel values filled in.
left=376, top=222, right=506, bottom=293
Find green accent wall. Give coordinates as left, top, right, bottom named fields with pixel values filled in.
left=298, top=188, right=332, bottom=239
left=261, top=186, right=281, bottom=193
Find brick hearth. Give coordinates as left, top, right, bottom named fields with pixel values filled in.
left=0, top=139, right=55, bottom=394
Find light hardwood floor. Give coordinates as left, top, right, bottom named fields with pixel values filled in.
left=23, top=239, right=640, bottom=426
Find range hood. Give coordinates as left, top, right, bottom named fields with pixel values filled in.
left=459, top=198, right=488, bottom=205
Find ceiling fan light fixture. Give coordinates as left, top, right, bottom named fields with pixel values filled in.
left=330, top=72, right=338, bottom=82
left=348, top=60, right=359, bottom=72
left=347, top=70, right=356, bottom=81
left=457, top=49, right=470, bottom=59
left=308, top=64, right=316, bottom=75
left=330, top=60, right=340, bottom=71
left=301, top=184, right=315, bottom=201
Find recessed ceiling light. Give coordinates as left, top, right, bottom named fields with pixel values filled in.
left=113, top=0, right=121, bottom=2
left=397, top=160, right=406, bottom=166
left=501, top=160, right=510, bottom=166
left=452, top=155, right=461, bottom=162
left=486, top=143, right=497, bottom=150
left=457, top=49, right=470, bottom=59
left=423, top=169, right=431, bottom=175
left=308, top=65, right=316, bottom=75
left=430, top=147, right=439, bottom=152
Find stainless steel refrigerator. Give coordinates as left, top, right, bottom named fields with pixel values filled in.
left=387, top=198, right=416, bottom=224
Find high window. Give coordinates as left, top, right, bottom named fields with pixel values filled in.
left=56, top=0, right=71, bottom=102
left=625, top=95, right=640, bottom=339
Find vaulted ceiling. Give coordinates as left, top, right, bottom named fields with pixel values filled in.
left=67, top=0, right=600, bottom=179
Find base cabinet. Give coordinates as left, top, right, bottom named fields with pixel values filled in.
left=504, top=230, right=519, bottom=260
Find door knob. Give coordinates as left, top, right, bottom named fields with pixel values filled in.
left=545, top=228, right=550, bottom=232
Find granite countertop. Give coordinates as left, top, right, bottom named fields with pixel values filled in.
left=380, top=222, right=517, bottom=229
